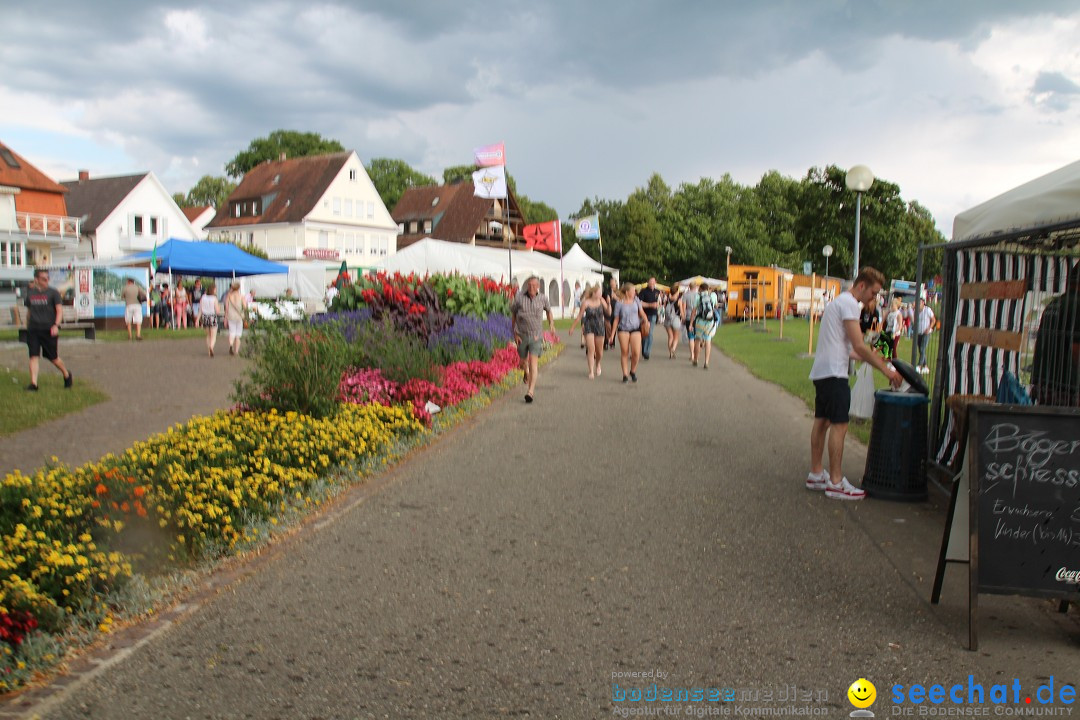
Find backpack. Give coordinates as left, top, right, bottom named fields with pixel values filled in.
left=699, top=292, right=715, bottom=321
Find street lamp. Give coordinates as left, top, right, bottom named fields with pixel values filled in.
left=822, top=244, right=833, bottom=280
left=845, top=165, right=874, bottom=278
left=725, top=246, right=732, bottom=278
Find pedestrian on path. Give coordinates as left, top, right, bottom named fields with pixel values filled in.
left=199, top=282, right=222, bottom=358
left=121, top=277, right=145, bottom=341
left=807, top=267, right=901, bottom=500
left=23, top=267, right=73, bottom=391
left=692, top=283, right=720, bottom=369
left=602, top=275, right=618, bottom=350
left=665, top=285, right=683, bottom=358
left=173, top=282, right=189, bottom=329
left=638, top=277, right=661, bottom=360
left=511, top=276, right=555, bottom=403
left=567, top=283, right=608, bottom=379
left=681, top=280, right=700, bottom=365
left=915, top=298, right=935, bottom=373
left=224, top=281, right=248, bottom=356
left=608, top=282, right=649, bottom=383
left=882, top=295, right=903, bottom=360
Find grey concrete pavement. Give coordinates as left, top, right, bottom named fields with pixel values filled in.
left=0, top=337, right=247, bottom=477
left=11, top=340, right=1080, bottom=718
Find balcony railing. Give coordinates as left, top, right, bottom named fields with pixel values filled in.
left=2, top=212, right=80, bottom=245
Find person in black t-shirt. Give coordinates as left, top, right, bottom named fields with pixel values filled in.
left=638, top=277, right=661, bottom=360
left=859, top=294, right=881, bottom=334
left=23, top=268, right=73, bottom=391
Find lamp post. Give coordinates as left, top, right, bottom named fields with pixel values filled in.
left=845, top=165, right=874, bottom=278
left=725, top=246, right=732, bottom=278
left=822, top=244, right=833, bottom=282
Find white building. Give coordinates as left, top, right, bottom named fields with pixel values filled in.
left=60, top=171, right=200, bottom=263
left=205, top=151, right=398, bottom=270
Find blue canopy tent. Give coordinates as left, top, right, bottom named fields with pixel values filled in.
left=130, top=239, right=288, bottom=277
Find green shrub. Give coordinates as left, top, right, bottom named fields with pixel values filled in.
left=232, top=321, right=348, bottom=418
left=345, top=318, right=439, bottom=385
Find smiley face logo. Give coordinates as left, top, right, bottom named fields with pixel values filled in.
left=848, top=678, right=877, bottom=709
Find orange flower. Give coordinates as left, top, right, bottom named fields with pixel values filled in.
left=120, top=502, right=130, bottom=513
left=133, top=486, right=146, bottom=498
left=90, top=500, right=100, bottom=509
left=95, top=483, right=108, bottom=496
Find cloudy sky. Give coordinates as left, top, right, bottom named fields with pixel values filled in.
left=3, top=1, right=1080, bottom=236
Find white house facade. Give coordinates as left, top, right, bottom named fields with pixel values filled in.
left=206, top=151, right=397, bottom=269
left=60, top=171, right=199, bottom=264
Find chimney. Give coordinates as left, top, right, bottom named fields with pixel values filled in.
left=278, top=152, right=286, bottom=162
left=78, top=170, right=90, bottom=182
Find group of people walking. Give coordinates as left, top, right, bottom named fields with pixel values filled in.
left=124, top=277, right=250, bottom=357
left=565, top=277, right=726, bottom=384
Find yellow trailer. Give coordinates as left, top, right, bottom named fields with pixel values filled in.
left=726, top=265, right=795, bottom=321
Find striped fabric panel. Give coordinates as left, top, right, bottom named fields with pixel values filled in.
left=934, top=250, right=1072, bottom=465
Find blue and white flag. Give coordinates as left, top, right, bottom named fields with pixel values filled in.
left=574, top=213, right=601, bottom=240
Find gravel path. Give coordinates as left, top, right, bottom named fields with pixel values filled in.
left=0, top=337, right=248, bottom=477
left=3, top=340, right=1078, bottom=718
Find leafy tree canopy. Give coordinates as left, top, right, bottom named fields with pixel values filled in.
left=174, top=175, right=237, bottom=209
left=366, top=158, right=437, bottom=211
left=226, top=130, right=345, bottom=178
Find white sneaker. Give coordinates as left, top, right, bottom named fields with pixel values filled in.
left=825, top=477, right=866, bottom=501
left=806, top=469, right=831, bottom=491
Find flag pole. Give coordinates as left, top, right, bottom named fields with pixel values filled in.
left=558, top=221, right=565, bottom=317
left=505, top=180, right=513, bottom=288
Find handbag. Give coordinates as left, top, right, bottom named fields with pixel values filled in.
left=641, top=318, right=651, bottom=337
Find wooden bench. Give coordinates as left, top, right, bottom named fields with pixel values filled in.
left=17, top=323, right=96, bottom=342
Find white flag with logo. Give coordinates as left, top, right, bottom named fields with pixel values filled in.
left=472, top=165, right=507, bottom=199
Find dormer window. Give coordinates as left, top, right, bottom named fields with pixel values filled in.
left=0, top=149, right=19, bottom=169
left=273, top=174, right=280, bottom=185
left=431, top=197, right=440, bottom=207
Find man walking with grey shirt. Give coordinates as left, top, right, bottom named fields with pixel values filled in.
left=511, top=276, right=555, bottom=403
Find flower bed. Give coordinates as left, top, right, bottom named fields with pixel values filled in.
left=0, top=271, right=559, bottom=693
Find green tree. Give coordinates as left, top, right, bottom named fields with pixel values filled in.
left=172, top=192, right=187, bottom=207
left=518, top=196, right=558, bottom=225
left=442, top=164, right=475, bottom=185
left=366, top=158, right=436, bottom=211
left=226, top=130, right=345, bottom=178
left=182, top=175, right=237, bottom=209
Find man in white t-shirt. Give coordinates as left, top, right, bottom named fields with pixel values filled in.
left=807, top=268, right=901, bottom=500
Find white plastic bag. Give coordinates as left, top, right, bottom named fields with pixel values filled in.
left=850, top=363, right=876, bottom=419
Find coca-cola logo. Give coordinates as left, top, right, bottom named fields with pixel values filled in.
left=1055, top=567, right=1080, bottom=584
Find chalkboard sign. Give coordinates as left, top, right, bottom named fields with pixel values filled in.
left=933, top=404, right=1080, bottom=650
left=971, top=405, right=1080, bottom=596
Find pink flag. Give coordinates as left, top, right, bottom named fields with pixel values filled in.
left=474, top=143, right=506, bottom=167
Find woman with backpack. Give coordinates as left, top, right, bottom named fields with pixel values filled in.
left=693, top=283, right=720, bottom=369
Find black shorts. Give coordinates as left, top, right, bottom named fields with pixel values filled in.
left=813, top=377, right=850, bottom=424
left=26, top=327, right=59, bottom=361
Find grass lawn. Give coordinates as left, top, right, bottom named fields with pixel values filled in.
left=0, top=327, right=206, bottom=343
left=714, top=317, right=939, bottom=446
left=0, top=365, right=107, bottom=438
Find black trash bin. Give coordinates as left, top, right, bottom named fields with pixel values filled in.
left=862, top=361, right=930, bottom=501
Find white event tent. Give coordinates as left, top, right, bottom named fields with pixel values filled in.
left=377, top=238, right=613, bottom=314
